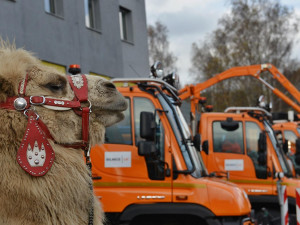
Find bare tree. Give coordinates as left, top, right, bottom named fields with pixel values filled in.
left=190, top=0, right=300, bottom=112
left=148, top=21, right=177, bottom=74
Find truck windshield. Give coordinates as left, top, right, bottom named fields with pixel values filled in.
left=157, top=94, right=206, bottom=178
left=264, top=121, right=293, bottom=177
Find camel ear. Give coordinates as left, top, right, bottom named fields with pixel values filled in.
left=0, top=77, right=15, bottom=102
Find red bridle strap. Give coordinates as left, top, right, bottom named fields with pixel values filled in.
left=18, top=73, right=29, bottom=96
left=0, top=96, right=82, bottom=110
left=67, top=75, right=90, bottom=150
left=67, top=75, right=88, bottom=102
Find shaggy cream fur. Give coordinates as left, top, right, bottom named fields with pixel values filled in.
left=0, top=41, right=127, bottom=225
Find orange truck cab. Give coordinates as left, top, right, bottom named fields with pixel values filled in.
left=91, top=78, right=253, bottom=225
left=198, top=107, right=300, bottom=224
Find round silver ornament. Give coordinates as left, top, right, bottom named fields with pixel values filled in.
left=14, top=97, right=27, bottom=111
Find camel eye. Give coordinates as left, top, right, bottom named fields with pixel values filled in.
left=45, top=83, right=65, bottom=92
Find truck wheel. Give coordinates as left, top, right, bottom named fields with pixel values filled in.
left=129, top=215, right=207, bottom=225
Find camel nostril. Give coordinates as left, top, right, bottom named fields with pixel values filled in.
left=104, top=82, right=116, bottom=89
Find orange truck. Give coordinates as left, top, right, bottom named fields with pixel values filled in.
left=198, top=107, right=300, bottom=224
left=90, top=76, right=253, bottom=225
left=178, top=63, right=300, bottom=178
left=178, top=64, right=300, bottom=224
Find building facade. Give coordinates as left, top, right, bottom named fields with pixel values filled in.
left=0, top=0, right=149, bottom=78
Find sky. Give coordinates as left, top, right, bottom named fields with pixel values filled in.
left=145, top=0, right=300, bottom=85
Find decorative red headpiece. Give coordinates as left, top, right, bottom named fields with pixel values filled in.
left=0, top=74, right=91, bottom=176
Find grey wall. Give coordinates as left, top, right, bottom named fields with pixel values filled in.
left=119, top=0, right=150, bottom=78
left=0, top=0, right=149, bottom=78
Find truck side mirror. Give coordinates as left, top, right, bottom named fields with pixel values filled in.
left=221, top=117, right=239, bottom=131
left=140, top=112, right=156, bottom=141
left=296, top=138, right=300, bottom=154
left=295, top=139, right=300, bottom=165
left=202, top=140, right=209, bottom=155
left=257, top=132, right=267, bottom=167
left=257, top=152, right=267, bottom=166
left=193, top=134, right=201, bottom=151
left=282, top=140, right=289, bottom=154
left=138, top=141, right=157, bottom=156
left=258, top=132, right=267, bottom=152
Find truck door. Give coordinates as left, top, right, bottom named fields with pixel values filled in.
left=133, top=96, right=171, bottom=185
left=244, top=121, right=273, bottom=195
left=91, top=95, right=172, bottom=213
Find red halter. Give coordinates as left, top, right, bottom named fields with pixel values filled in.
left=0, top=74, right=91, bottom=176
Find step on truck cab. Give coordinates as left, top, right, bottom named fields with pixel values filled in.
left=91, top=78, right=253, bottom=225
left=199, top=107, right=300, bottom=224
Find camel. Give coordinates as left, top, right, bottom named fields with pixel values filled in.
left=0, top=40, right=127, bottom=225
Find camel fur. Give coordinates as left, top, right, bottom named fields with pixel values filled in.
left=0, top=41, right=127, bottom=225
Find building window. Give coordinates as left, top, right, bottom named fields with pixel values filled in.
left=119, top=7, right=133, bottom=43
left=44, top=0, right=64, bottom=17
left=84, top=0, right=101, bottom=31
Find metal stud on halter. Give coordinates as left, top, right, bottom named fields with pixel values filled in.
left=14, top=97, right=28, bottom=110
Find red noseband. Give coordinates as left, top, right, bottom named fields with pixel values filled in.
left=0, top=74, right=91, bottom=176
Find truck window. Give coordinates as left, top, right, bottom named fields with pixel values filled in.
left=105, top=98, right=132, bottom=144
left=134, top=97, right=165, bottom=180
left=284, top=130, right=297, bottom=143
left=212, top=121, right=244, bottom=154
left=134, top=97, right=156, bottom=145
left=245, top=122, right=267, bottom=179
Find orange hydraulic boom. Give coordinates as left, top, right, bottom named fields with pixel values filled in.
left=179, top=63, right=300, bottom=117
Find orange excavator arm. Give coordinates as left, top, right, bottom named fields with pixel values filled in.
left=179, top=63, right=300, bottom=114
left=179, top=64, right=300, bottom=136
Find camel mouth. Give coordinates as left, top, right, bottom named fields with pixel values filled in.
left=116, top=111, right=125, bottom=120
left=92, top=98, right=128, bottom=113
left=94, top=110, right=125, bottom=118
left=108, top=111, right=125, bottom=126
left=92, top=110, right=125, bottom=128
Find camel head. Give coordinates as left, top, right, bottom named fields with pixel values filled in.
left=0, top=41, right=127, bottom=149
